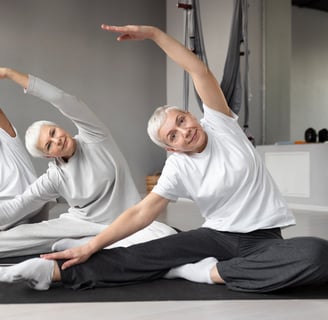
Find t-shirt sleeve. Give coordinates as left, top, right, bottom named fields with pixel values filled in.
left=152, top=156, right=190, bottom=201
left=201, top=104, right=239, bottom=132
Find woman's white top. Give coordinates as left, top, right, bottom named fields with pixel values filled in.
left=0, top=127, right=37, bottom=200
left=153, top=105, right=295, bottom=233
left=0, top=75, right=140, bottom=227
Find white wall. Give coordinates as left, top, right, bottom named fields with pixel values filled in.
left=0, top=0, right=167, bottom=194
left=264, top=0, right=291, bottom=144
left=291, top=7, right=328, bottom=142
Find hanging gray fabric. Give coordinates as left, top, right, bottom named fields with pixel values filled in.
left=179, top=0, right=208, bottom=112
left=190, top=0, right=208, bottom=112
left=220, top=0, right=244, bottom=115
left=220, top=0, right=255, bottom=145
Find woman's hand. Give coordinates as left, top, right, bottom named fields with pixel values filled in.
left=0, top=68, right=9, bottom=79
left=41, top=243, right=94, bottom=270
left=101, top=24, right=157, bottom=42
left=0, top=68, right=29, bottom=89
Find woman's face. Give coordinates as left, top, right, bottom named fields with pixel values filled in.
left=37, top=124, right=76, bottom=160
left=158, top=110, right=208, bottom=154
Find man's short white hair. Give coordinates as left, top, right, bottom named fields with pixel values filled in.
left=25, top=120, right=57, bottom=158
left=147, top=105, right=182, bottom=148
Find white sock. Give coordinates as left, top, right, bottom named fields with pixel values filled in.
left=51, top=237, right=93, bottom=252
left=164, top=257, right=218, bottom=284
left=0, top=258, right=54, bottom=291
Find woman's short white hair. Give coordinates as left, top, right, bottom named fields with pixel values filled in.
left=147, top=105, right=182, bottom=148
left=25, top=120, right=57, bottom=158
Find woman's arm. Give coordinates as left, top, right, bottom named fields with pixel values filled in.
left=1, top=67, right=108, bottom=140
left=0, top=67, right=29, bottom=89
left=101, top=24, right=231, bottom=117
left=0, top=173, right=59, bottom=230
left=0, top=108, right=15, bottom=137
left=27, top=75, right=109, bottom=139
left=42, top=192, right=170, bottom=269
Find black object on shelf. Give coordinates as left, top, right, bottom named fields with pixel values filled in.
left=318, top=128, right=328, bottom=143
left=305, top=128, right=317, bottom=143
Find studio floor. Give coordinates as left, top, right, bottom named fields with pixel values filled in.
left=1, top=208, right=327, bottom=320
left=1, top=300, right=328, bottom=320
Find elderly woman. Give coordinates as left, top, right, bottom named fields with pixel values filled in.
left=0, top=67, right=176, bottom=258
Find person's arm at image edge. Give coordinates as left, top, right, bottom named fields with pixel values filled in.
left=0, top=108, right=15, bottom=137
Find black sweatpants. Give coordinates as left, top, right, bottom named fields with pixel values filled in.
left=58, top=227, right=328, bottom=292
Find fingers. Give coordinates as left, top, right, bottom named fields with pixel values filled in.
left=61, top=258, right=80, bottom=270
left=40, top=251, right=80, bottom=270
left=101, top=24, right=126, bottom=31
left=40, top=249, right=72, bottom=261
left=101, top=24, right=123, bottom=33
left=40, top=247, right=90, bottom=270
left=101, top=24, right=125, bottom=41
left=101, top=24, right=111, bottom=31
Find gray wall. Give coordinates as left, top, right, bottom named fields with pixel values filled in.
left=0, top=0, right=167, bottom=194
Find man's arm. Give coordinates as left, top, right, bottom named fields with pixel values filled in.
left=42, top=192, right=170, bottom=269
left=101, top=24, right=232, bottom=117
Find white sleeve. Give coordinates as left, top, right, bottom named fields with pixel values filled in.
left=152, top=156, right=189, bottom=201
left=26, top=75, right=109, bottom=142
left=0, top=172, right=59, bottom=230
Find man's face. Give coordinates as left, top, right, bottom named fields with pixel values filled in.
left=158, top=110, right=207, bottom=154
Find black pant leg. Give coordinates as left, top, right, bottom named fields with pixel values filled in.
left=218, top=237, right=328, bottom=292
left=59, top=228, right=239, bottom=289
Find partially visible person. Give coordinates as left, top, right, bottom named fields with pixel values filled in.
left=0, top=67, right=177, bottom=258
left=0, top=107, right=49, bottom=230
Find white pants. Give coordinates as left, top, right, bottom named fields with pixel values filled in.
left=0, top=215, right=177, bottom=258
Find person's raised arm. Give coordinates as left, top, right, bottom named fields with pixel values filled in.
left=0, top=68, right=28, bottom=136
left=0, top=67, right=29, bottom=89
left=41, top=192, right=170, bottom=269
left=101, top=24, right=231, bottom=117
left=0, top=108, right=15, bottom=137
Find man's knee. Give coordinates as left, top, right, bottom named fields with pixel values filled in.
left=303, top=237, right=328, bottom=265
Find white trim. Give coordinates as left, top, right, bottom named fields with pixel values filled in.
left=288, top=202, right=328, bottom=213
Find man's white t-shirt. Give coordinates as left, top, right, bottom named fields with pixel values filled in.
left=153, top=105, right=295, bottom=233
